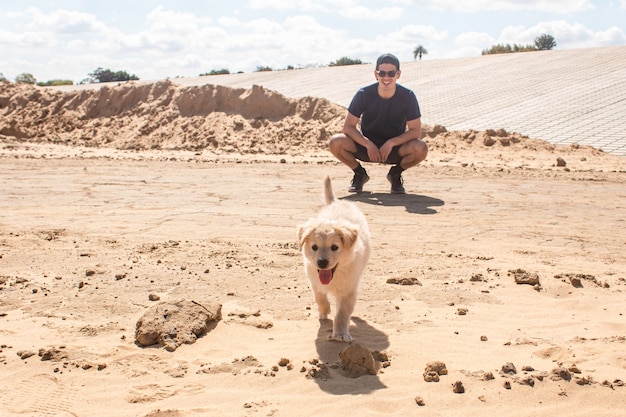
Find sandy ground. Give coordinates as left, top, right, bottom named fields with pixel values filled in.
left=1, top=81, right=625, bottom=416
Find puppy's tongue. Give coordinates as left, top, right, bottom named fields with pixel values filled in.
left=318, top=269, right=333, bottom=285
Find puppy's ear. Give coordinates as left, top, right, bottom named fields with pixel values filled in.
left=297, top=221, right=314, bottom=249
left=337, top=225, right=359, bottom=249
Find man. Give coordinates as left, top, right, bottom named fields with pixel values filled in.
left=328, top=53, right=428, bottom=194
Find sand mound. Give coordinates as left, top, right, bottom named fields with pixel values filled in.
left=0, top=81, right=344, bottom=155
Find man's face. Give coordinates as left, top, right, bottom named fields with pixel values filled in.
left=375, top=63, right=400, bottom=90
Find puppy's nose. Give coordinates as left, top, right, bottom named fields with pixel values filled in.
left=317, top=259, right=329, bottom=269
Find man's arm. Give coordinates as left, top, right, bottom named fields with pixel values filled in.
left=378, top=117, right=422, bottom=162
left=342, top=112, right=383, bottom=162
left=386, top=117, right=422, bottom=147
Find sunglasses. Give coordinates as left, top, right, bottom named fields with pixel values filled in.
left=376, top=70, right=397, bottom=78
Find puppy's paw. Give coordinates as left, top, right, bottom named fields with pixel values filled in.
left=329, top=333, right=352, bottom=343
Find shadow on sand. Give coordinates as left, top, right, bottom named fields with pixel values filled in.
left=312, top=317, right=389, bottom=395
left=341, top=192, right=444, bottom=214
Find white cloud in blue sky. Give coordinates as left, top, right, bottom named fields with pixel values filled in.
left=0, top=0, right=624, bottom=83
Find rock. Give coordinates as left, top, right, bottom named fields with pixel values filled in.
left=515, top=375, right=535, bottom=387
left=386, top=277, right=422, bottom=286
left=470, top=273, right=484, bottom=282
left=423, top=371, right=440, bottom=382
left=551, top=367, right=572, bottom=382
left=135, top=299, right=222, bottom=351
left=39, top=347, right=68, bottom=361
left=501, top=362, right=517, bottom=375
left=509, top=269, right=540, bottom=286
left=569, top=276, right=583, bottom=288
left=17, top=350, right=36, bottom=360
left=457, top=307, right=468, bottom=315
left=556, top=157, right=567, bottom=167
left=481, top=371, right=495, bottom=381
left=483, top=135, right=497, bottom=147
left=339, top=343, right=377, bottom=377
left=452, top=381, right=465, bottom=393
left=414, top=396, right=426, bottom=406
left=425, top=361, right=448, bottom=375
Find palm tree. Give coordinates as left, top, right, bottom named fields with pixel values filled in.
left=413, top=45, right=428, bottom=61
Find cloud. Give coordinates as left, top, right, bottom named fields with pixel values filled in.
left=454, top=31, right=495, bottom=47
left=25, top=7, right=109, bottom=35
left=498, top=20, right=626, bottom=48
left=417, top=0, right=594, bottom=14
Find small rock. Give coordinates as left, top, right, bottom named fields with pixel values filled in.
left=470, top=274, right=484, bottom=282
left=423, top=371, right=440, bottom=382
left=556, top=157, right=567, bottom=167
left=509, top=269, right=540, bottom=286
left=148, top=293, right=160, bottom=301
left=339, top=343, right=377, bottom=377
left=501, top=362, right=517, bottom=375
left=575, top=376, right=593, bottom=386
left=17, top=350, right=36, bottom=360
left=568, top=364, right=582, bottom=374
left=457, top=307, right=468, bottom=315
left=480, top=335, right=488, bottom=341
left=551, top=367, right=572, bottom=382
left=569, top=276, right=583, bottom=288
left=452, top=381, right=465, bottom=393
left=503, top=381, right=511, bottom=389
left=425, top=361, right=448, bottom=375
left=414, top=396, right=425, bottom=406
left=386, top=277, right=422, bottom=286
left=515, top=375, right=535, bottom=387
left=481, top=371, right=495, bottom=381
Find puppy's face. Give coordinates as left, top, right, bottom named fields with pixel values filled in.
left=298, top=220, right=358, bottom=285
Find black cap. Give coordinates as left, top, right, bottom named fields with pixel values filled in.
left=376, top=53, right=400, bottom=70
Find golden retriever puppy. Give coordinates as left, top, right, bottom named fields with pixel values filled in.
left=298, top=175, right=371, bottom=342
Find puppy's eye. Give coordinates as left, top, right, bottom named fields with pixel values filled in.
left=311, top=244, right=318, bottom=251
left=331, top=244, right=339, bottom=251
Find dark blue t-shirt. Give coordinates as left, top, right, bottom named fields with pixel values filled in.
left=347, top=83, right=421, bottom=147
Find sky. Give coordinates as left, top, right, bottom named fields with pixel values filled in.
left=1, top=0, right=625, bottom=83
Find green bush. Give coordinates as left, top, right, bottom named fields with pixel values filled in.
left=37, top=79, right=74, bottom=86
left=330, top=57, right=363, bottom=66
left=200, top=69, right=230, bottom=76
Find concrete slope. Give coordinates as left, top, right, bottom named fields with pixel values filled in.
left=174, top=45, right=626, bottom=156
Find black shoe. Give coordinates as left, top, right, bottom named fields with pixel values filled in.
left=386, top=172, right=406, bottom=194
left=349, top=172, right=369, bottom=193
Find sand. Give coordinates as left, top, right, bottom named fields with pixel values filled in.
left=0, top=80, right=625, bottom=416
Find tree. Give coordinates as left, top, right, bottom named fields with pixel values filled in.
left=329, top=57, right=362, bottom=66
left=413, top=45, right=428, bottom=61
left=0, top=72, right=7, bottom=82
left=83, top=67, right=139, bottom=83
left=15, top=73, right=37, bottom=84
left=535, top=33, right=556, bottom=50
left=254, top=66, right=273, bottom=72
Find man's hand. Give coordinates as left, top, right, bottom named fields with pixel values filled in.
left=379, top=141, right=395, bottom=163
left=365, top=141, right=382, bottom=162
